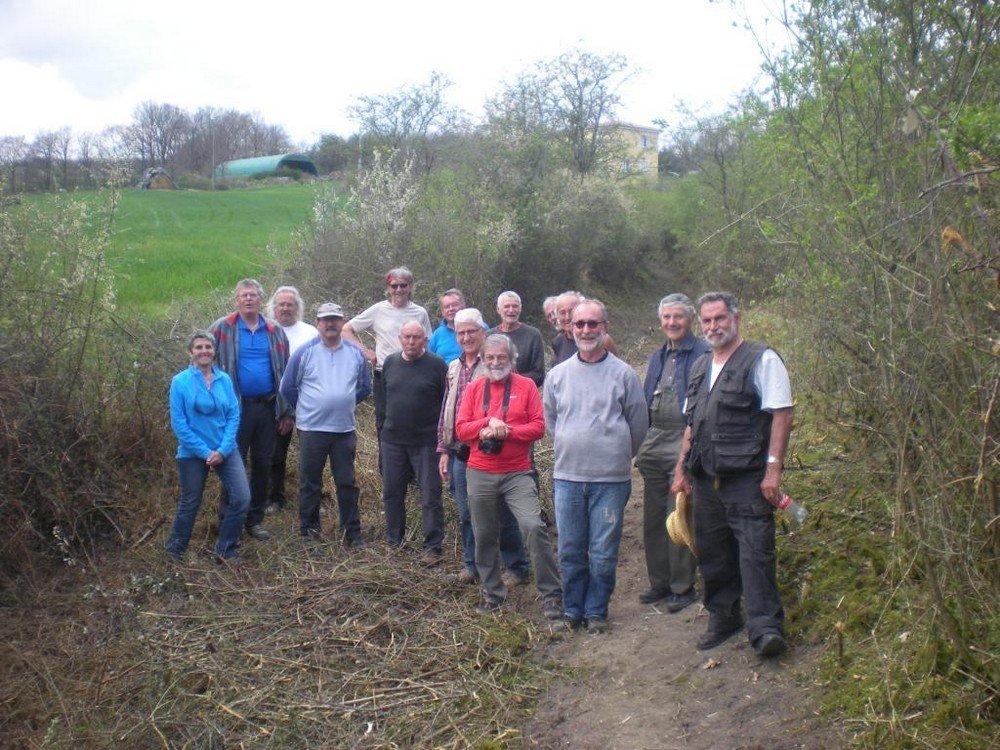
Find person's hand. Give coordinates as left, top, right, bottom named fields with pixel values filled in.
left=277, top=416, right=294, bottom=435
left=760, top=465, right=782, bottom=507
left=206, top=450, right=223, bottom=467
left=487, top=418, right=509, bottom=439
left=670, top=463, right=690, bottom=496
left=438, top=453, right=450, bottom=479
left=363, top=348, right=376, bottom=364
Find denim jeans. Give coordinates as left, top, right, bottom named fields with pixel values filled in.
left=693, top=471, right=784, bottom=643
left=298, top=430, right=361, bottom=542
left=452, top=456, right=529, bottom=577
left=168, top=454, right=250, bottom=559
left=553, top=479, right=631, bottom=621
left=381, top=441, right=443, bottom=552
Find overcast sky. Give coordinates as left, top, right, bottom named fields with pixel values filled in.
left=0, top=0, right=788, bottom=148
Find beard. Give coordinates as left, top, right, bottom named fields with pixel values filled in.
left=574, top=332, right=605, bottom=353
left=487, top=364, right=512, bottom=382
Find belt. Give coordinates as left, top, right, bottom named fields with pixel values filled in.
left=242, top=394, right=276, bottom=404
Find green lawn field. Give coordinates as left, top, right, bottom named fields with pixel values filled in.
left=103, top=183, right=331, bottom=317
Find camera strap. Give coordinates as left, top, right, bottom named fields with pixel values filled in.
left=482, top=376, right=512, bottom=420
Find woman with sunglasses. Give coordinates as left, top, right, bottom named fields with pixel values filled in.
left=166, top=330, right=250, bottom=563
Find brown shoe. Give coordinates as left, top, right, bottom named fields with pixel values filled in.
left=419, top=550, right=442, bottom=568
left=457, top=568, right=478, bottom=584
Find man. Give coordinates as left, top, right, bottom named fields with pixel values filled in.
left=550, top=291, right=619, bottom=366
left=209, top=279, right=293, bottom=541
left=266, top=285, right=319, bottom=513
left=456, top=334, right=563, bottom=619
left=428, top=288, right=467, bottom=364
left=438, top=309, right=530, bottom=585
left=280, top=302, right=371, bottom=546
left=542, top=296, right=560, bottom=333
left=341, top=266, right=432, bottom=433
left=672, top=293, right=793, bottom=659
left=488, top=291, right=545, bottom=387
left=635, top=293, right=710, bottom=612
left=381, top=321, right=448, bottom=565
left=544, top=299, right=648, bottom=634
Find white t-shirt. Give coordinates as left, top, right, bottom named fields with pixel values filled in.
left=708, top=349, right=792, bottom=411
left=281, top=320, right=319, bottom=355
left=347, top=301, right=432, bottom=367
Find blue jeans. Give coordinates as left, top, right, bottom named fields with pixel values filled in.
left=169, top=454, right=250, bottom=559
left=452, top=456, right=529, bottom=577
left=298, top=430, right=362, bottom=542
left=554, top=479, right=631, bottom=621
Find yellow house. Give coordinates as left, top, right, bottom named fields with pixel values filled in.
left=608, top=122, right=660, bottom=181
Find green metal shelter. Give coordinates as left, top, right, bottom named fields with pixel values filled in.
left=214, top=153, right=319, bottom=180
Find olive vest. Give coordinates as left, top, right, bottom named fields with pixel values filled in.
left=684, top=340, right=772, bottom=478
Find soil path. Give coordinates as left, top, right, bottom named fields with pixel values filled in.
left=522, top=476, right=847, bottom=749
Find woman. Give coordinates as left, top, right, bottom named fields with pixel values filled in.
left=635, top=293, right=710, bottom=611
left=166, top=330, right=250, bottom=562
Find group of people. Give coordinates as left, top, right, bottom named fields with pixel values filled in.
left=167, top=266, right=794, bottom=657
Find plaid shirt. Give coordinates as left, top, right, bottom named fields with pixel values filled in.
left=437, top=354, right=485, bottom=453
left=208, top=311, right=292, bottom=420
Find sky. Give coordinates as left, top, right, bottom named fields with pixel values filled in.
left=0, top=0, right=788, bottom=149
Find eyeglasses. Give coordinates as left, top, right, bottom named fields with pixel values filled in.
left=572, top=319, right=605, bottom=330
left=388, top=282, right=410, bottom=289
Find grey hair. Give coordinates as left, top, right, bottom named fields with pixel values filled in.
left=187, top=329, right=215, bottom=351
left=385, top=266, right=414, bottom=285
left=542, top=295, right=557, bottom=310
left=267, top=285, right=305, bottom=319
left=440, top=287, right=465, bottom=304
left=658, top=293, right=696, bottom=320
left=696, top=292, right=740, bottom=316
left=454, top=307, right=484, bottom=328
left=483, top=333, right=519, bottom=365
left=557, top=290, right=585, bottom=305
left=573, top=298, right=607, bottom=322
left=235, top=278, right=264, bottom=297
left=497, top=290, right=521, bottom=307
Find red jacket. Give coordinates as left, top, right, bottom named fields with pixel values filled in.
left=455, top=372, right=544, bottom=473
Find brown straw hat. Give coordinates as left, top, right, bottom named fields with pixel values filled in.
left=666, top=491, right=696, bottom=556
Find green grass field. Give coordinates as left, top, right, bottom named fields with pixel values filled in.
left=100, top=183, right=331, bottom=317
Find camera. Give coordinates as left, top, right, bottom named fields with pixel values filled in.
left=478, top=438, right=504, bottom=455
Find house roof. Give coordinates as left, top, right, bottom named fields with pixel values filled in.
left=215, top=153, right=319, bottom=179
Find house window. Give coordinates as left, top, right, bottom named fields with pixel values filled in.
left=640, top=135, right=649, bottom=149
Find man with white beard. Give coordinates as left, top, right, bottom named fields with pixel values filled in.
left=543, top=299, right=648, bottom=634
left=455, top=334, right=563, bottom=619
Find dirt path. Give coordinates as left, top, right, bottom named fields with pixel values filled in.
left=522, top=475, right=847, bottom=750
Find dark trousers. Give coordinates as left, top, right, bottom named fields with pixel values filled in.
left=220, top=398, right=277, bottom=530
left=381, top=441, right=443, bottom=552
left=268, top=424, right=294, bottom=507
left=693, top=472, right=784, bottom=643
left=640, top=466, right=696, bottom=594
left=298, top=430, right=362, bottom=541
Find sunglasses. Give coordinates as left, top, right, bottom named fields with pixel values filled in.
left=388, top=282, right=410, bottom=289
left=572, top=319, right=605, bottom=330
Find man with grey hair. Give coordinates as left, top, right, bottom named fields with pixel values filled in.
left=544, top=299, right=648, bottom=634
left=636, top=293, right=710, bottom=611
left=672, top=292, right=794, bottom=658
left=456, top=334, right=563, bottom=618
left=488, top=291, right=545, bottom=387
left=438, top=309, right=529, bottom=585
left=266, top=285, right=319, bottom=513
left=209, top=278, right=293, bottom=541
left=551, top=291, right=619, bottom=366
left=342, top=266, right=432, bottom=438
left=542, top=296, right=560, bottom=332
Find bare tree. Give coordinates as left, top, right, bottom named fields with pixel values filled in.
left=131, top=101, right=192, bottom=170
left=0, top=135, right=27, bottom=193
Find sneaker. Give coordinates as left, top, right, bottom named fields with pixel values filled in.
left=638, top=587, right=670, bottom=605
left=501, top=570, right=529, bottom=588
left=586, top=617, right=609, bottom=635
left=754, top=633, right=787, bottom=658
left=476, top=598, right=503, bottom=614
left=551, top=616, right=583, bottom=634
left=457, top=568, right=478, bottom=584
left=696, top=620, right=744, bottom=651
left=666, top=589, right=698, bottom=614
left=542, top=596, right=564, bottom=620
left=247, top=525, right=271, bottom=541
left=419, top=550, right=443, bottom=568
